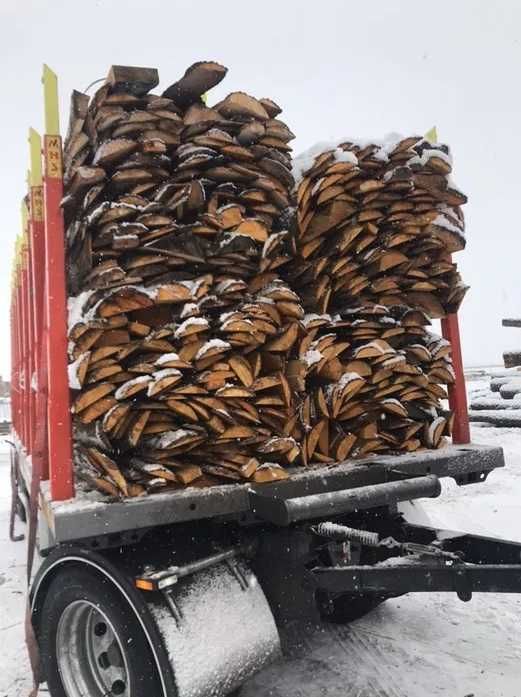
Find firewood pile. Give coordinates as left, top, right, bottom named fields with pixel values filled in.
left=64, top=63, right=466, bottom=499
left=65, top=62, right=302, bottom=496
left=291, top=136, right=468, bottom=315
left=297, top=306, right=454, bottom=462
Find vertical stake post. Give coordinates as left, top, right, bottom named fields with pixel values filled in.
left=21, top=200, right=33, bottom=452
left=42, top=65, right=74, bottom=500
left=441, top=313, right=471, bottom=444
left=12, top=260, right=22, bottom=440
left=28, top=128, right=49, bottom=479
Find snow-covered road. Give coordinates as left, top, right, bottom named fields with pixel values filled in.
left=1, top=412, right=521, bottom=696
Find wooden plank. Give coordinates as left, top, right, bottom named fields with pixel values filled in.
left=107, top=65, right=159, bottom=95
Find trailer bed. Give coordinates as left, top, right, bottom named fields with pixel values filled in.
left=35, top=443, right=503, bottom=545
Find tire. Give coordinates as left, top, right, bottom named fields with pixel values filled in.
left=317, top=590, right=387, bottom=624
left=39, top=566, right=162, bottom=697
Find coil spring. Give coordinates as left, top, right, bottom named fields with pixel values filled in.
left=314, top=522, right=379, bottom=546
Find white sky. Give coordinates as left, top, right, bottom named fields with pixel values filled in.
left=0, top=0, right=520, bottom=378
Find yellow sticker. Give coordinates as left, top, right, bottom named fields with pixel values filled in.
left=44, top=135, right=63, bottom=178
left=31, top=186, right=44, bottom=222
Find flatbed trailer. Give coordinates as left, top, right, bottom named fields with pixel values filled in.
left=8, top=66, right=521, bottom=697
left=32, top=442, right=501, bottom=547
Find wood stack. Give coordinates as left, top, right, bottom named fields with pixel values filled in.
left=291, top=135, right=468, bottom=315
left=69, top=278, right=306, bottom=496
left=502, top=319, right=521, bottom=369
left=65, top=63, right=300, bottom=496
left=64, top=62, right=295, bottom=296
left=468, top=319, right=521, bottom=428
left=64, top=66, right=465, bottom=500
left=296, top=305, right=454, bottom=462
left=287, top=135, right=465, bottom=462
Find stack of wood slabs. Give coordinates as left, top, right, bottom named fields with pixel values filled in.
left=296, top=305, right=454, bottom=463
left=65, top=63, right=299, bottom=497
left=64, top=62, right=295, bottom=296
left=64, top=67, right=465, bottom=499
left=291, top=135, right=468, bottom=315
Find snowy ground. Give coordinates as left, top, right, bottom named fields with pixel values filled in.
left=1, top=373, right=521, bottom=696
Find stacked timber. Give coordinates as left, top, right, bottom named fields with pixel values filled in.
left=65, top=63, right=300, bottom=496
left=64, top=65, right=465, bottom=499
left=502, top=319, right=521, bottom=369
left=291, top=136, right=468, bottom=315
left=287, top=136, right=464, bottom=459
left=297, top=306, right=454, bottom=462
left=468, top=318, right=521, bottom=427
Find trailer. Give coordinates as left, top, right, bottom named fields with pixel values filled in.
left=8, top=66, right=521, bottom=697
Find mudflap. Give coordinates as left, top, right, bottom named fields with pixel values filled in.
left=148, top=559, right=280, bottom=697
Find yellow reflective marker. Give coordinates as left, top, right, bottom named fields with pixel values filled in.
left=29, top=128, right=43, bottom=187
left=425, top=126, right=437, bottom=143
left=42, top=64, right=60, bottom=136
left=201, top=92, right=208, bottom=105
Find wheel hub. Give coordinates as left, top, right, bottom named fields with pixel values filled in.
left=56, top=599, right=130, bottom=696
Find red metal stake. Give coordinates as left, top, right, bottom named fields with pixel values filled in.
left=15, top=289, right=22, bottom=438
left=20, top=262, right=29, bottom=450
left=42, top=66, right=74, bottom=500
left=23, top=220, right=37, bottom=456
left=22, top=264, right=32, bottom=451
left=11, top=288, right=20, bottom=438
left=441, top=313, right=471, bottom=444
left=29, top=129, right=49, bottom=480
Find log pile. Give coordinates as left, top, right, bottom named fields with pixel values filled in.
left=64, top=65, right=465, bottom=499
left=68, top=277, right=308, bottom=495
left=502, top=319, right=521, bottom=369
left=291, top=136, right=468, bottom=315
left=65, top=63, right=301, bottom=495
left=297, top=306, right=454, bottom=461
left=284, top=136, right=465, bottom=463
left=468, top=318, right=521, bottom=428
left=64, top=62, right=295, bottom=296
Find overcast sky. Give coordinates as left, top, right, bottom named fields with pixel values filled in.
left=0, top=0, right=520, bottom=378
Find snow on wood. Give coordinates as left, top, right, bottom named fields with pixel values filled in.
left=63, top=63, right=464, bottom=501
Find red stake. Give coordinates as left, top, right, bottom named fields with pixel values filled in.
left=42, top=65, right=74, bottom=501
left=28, top=130, right=49, bottom=480
left=441, top=313, right=471, bottom=444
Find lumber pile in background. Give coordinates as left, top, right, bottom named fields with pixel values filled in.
left=468, top=318, right=521, bottom=427
left=64, top=64, right=466, bottom=499
left=502, top=319, right=521, bottom=371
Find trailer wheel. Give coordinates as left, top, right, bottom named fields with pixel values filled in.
left=39, top=566, right=162, bottom=697
left=317, top=590, right=387, bottom=624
